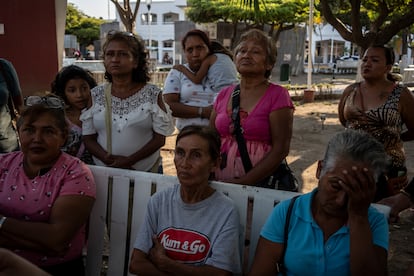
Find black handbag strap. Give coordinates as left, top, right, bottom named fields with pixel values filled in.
left=278, top=195, right=299, bottom=275
left=231, top=84, right=253, bottom=172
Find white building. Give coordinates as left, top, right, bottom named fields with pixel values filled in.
left=312, top=24, right=356, bottom=63
left=306, top=23, right=358, bottom=73
left=133, top=0, right=187, bottom=65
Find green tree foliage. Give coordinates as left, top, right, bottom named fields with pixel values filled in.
left=186, top=0, right=309, bottom=45
left=66, top=3, right=105, bottom=47
left=318, top=0, right=414, bottom=53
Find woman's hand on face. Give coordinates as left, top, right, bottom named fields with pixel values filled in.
left=338, top=165, right=376, bottom=216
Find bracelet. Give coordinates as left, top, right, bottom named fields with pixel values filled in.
left=198, top=107, right=203, bottom=118
left=400, top=189, right=413, bottom=201
left=0, top=216, right=7, bottom=230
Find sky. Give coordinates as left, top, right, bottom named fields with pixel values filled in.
left=68, top=0, right=162, bottom=20
left=69, top=0, right=116, bottom=20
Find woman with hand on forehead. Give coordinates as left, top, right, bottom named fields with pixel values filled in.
left=249, top=130, right=389, bottom=276
left=81, top=31, right=174, bottom=172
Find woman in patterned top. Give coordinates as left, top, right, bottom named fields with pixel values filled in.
left=163, top=29, right=217, bottom=130
left=81, top=31, right=174, bottom=172
left=0, top=96, right=96, bottom=275
left=338, top=45, right=414, bottom=201
left=51, top=65, right=97, bottom=164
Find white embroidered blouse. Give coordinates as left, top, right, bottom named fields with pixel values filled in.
left=81, top=83, right=174, bottom=171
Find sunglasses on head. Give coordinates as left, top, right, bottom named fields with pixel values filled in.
left=24, top=96, right=65, bottom=109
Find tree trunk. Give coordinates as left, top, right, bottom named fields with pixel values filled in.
left=110, top=0, right=140, bottom=33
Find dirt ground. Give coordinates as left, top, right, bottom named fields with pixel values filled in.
left=160, top=96, right=414, bottom=274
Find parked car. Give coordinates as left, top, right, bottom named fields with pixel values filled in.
left=335, top=55, right=359, bottom=63
left=336, top=56, right=359, bottom=74
left=336, top=55, right=359, bottom=62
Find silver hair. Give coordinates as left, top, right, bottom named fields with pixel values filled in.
left=320, top=129, right=390, bottom=181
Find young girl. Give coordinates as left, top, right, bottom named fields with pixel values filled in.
left=173, top=41, right=238, bottom=93
left=51, top=65, right=97, bottom=163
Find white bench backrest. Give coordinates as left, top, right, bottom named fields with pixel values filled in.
left=85, top=165, right=390, bottom=276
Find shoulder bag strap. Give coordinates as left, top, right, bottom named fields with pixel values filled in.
left=278, top=195, right=299, bottom=275
left=104, top=83, right=112, bottom=155
left=231, top=84, right=253, bottom=172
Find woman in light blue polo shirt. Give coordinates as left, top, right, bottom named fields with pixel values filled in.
left=249, top=130, right=389, bottom=276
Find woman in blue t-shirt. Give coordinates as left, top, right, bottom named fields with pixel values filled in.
left=249, top=130, right=389, bottom=276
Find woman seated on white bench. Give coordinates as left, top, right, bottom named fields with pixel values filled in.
left=0, top=96, right=96, bottom=276
left=129, top=125, right=241, bottom=275
left=249, top=129, right=389, bottom=276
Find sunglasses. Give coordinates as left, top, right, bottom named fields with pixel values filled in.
left=24, top=96, right=65, bottom=109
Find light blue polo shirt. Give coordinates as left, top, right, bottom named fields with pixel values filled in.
left=260, top=189, right=388, bottom=276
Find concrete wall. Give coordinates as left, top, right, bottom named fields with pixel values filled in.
left=0, top=0, right=66, bottom=96
left=274, top=26, right=307, bottom=77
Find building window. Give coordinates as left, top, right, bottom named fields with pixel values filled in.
left=163, top=40, right=173, bottom=48
left=163, top=13, right=178, bottom=24
left=147, top=40, right=159, bottom=48
left=141, top=13, right=157, bottom=24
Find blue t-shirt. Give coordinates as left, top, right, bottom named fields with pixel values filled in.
left=204, top=53, right=238, bottom=93
left=260, top=189, right=389, bottom=276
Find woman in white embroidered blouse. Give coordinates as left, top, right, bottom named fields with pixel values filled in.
left=81, top=31, right=174, bottom=172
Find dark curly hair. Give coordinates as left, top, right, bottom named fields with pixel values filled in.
left=102, top=31, right=150, bottom=83
left=51, top=65, right=97, bottom=104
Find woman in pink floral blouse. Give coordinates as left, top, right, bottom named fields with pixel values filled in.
left=0, top=95, right=96, bottom=276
